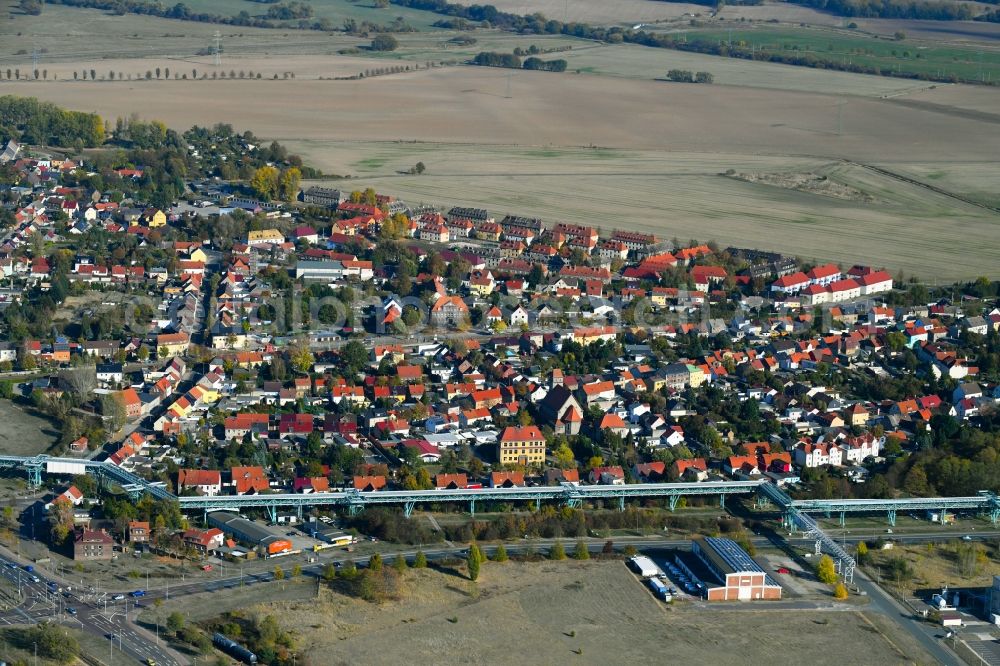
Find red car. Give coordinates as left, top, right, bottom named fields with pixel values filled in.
left=776, top=567, right=791, bottom=574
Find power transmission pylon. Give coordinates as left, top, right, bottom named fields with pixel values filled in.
left=213, top=31, right=222, bottom=67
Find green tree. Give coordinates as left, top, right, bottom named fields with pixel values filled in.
left=279, top=167, right=302, bottom=201
left=492, top=543, right=508, bottom=562
left=467, top=551, right=480, bottom=581
left=469, top=543, right=485, bottom=565
left=273, top=565, right=285, bottom=580
left=550, top=541, right=566, bottom=560
left=292, top=564, right=302, bottom=578
left=573, top=540, right=590, bottom=560
left=166, top=611, right=185, bottom=634
left=393, top=553, right=408, bottom=572
left=413, top=551, right=427, bottom=568
left=369, top=552, right=383, bottom=572
left=371, top=34, right=399, bottom=51
left=816, top=555, right=837, bottom=584
left=290, top=345, right=314, bottom=374
left=250, top=165, right=280, bottom=201
left=856, top=541, right=868, bottom=563
left=101, top=392, right=127, bottom=432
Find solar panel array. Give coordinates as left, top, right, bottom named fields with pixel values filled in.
left=704, top=537, right=767, bottom=575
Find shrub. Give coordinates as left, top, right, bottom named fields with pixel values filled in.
left=393, top=553, right=408, bottom=572
left=371, top=34, right=399, bottom=51
left=815, top=555, right=837, bottom=584
left=468, top=552, right=480, bottom=581
left=550, top=541, right=566, bottom=560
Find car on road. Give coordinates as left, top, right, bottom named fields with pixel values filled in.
left=131, top=590, right=146, bottom=597
left=112, top=594, right=125, bottom=601
left=145, top=659, right=157, bottom=666
left=23, top=565, right=33, bottom=572
left=67, top=607, right=77, bottom=615
left=962, top=535, right=973, bottom=541
left=776, top=567, right=791, bottom=574
left=202, top=564, right=213, bottom=571
left=30, top=575, right=40, bottom=583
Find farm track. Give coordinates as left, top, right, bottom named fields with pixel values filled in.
left=852, top=161, right=1000, bottom=214
left=885, top=97, right=1000, bottom=125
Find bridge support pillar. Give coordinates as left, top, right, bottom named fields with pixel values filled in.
left=403, top=501, right=415, bottom=519
left=535, top=498, right=541, bottom=512
left=267, top=504, right=277, bottom=524
left=839, top=511, right=846, bottom=527
left=348, top=504, right=362, bottom=517
left=843, top=561, right=855, bottom=584
left=469, top=499, right=475, bottom=517
left=26, top=465, right=42, bottom=489
left=887, top=509, right=897, bottom=527
left=815, top=539, right=822, bottom=556
left=719, top=494, right=726, bottom=509
left=618, top=495, right=625, bottom=512
left=991, top=506, right=1000, bottom=526
left=296, top=504, right=303, bottom=520
left=669, top=494, right=680, bottom=512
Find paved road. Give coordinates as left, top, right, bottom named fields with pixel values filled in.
left=854, top=568, right=962, bottom=666
left=0, top=552, right=182, bottom=665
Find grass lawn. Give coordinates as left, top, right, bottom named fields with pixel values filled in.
left=682, top=26, right=1000, bottom=82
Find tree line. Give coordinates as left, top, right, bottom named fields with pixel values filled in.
left=0, top=95, right=104, bottom=147
left=472, top=52, right=567, bottom=72
left=666, top=69, right=714, bottom=83
left=786, top=0, right=974, bottom=20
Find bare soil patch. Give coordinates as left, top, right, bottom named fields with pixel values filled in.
left=250, top=560, right=933, bottom=665
left=0, top=400, right=59, bottom=457
left=729, top=170, right=876, bottom=202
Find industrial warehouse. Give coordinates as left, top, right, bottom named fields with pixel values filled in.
left=208, top=511, right=295, bottom=558
left=682, top=537, right=783, bottom=601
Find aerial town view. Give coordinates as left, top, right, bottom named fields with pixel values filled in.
left=0, top=0, right=999, bottom=663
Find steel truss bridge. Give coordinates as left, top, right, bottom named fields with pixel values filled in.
left=5, top=453, right=1000, bottom=583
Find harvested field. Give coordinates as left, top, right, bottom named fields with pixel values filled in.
left=853, top=18, right=1000, bottom=42
left=0, top=400, right=59, bottom=457
left=253, top=560, right=934, bottom=665
left=6, top=68, right=1000, bottom=162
